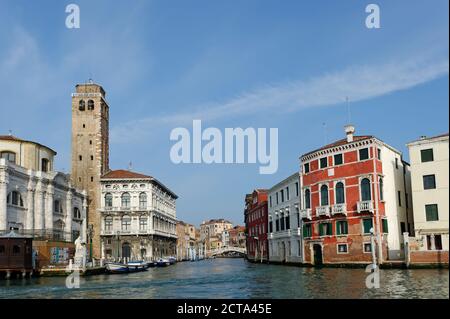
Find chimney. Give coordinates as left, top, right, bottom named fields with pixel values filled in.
left=420, top=135, right=427, bottom=140
left=344, top=125, right=355, bottom=143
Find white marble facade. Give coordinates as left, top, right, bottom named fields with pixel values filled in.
left=0, top=158, right=87, bottom=241
left=99, top=171, right=178, bottom=261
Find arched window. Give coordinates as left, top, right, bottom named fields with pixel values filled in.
left=304, top=189, right=311, bottom=209
left=8, top=191, right=24, bottom=207
left=79, top=100, right=85, bottom=111
left=87, top=100, right=95, bottom=110
left=280, top=212, right=285, bottom=230
left=1, top=151, right=16, bottom=164
left=73, top=207, right=81, bottom=219
left=361, top=178, right=372, bottom=201
left=105, top=193, right=113, bottom=207
left=139, top=193, right=147, bottom=209
left=285, top=212, right=290, bottom=230
left=41, top=158, right=49, bottom=172
left=122, top=215, right=131, bottom=231
left=379, top=178, right=384, bottom=201
left=335, top=182, right=345, bottom=204
left=320, top=185, right=329, bottom=206
left=121, top=193, right=130, bottom=208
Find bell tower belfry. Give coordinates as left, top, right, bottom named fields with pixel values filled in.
left=71, top=80, right=109, bottom=259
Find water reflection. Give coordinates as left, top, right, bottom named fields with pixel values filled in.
left=0, top=259, right=448, bottom=299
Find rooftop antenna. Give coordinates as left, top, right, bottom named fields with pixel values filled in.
left=128, top=161, right=133, bottom=171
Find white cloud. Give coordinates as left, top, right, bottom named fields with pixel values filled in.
left=111, top=55, right=449, bottom=143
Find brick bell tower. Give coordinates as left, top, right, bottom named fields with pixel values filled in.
left=71, top=80, right=109, bottom=259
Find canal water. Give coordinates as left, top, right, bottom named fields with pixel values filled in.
left=0, top=258, right=448, bottom=299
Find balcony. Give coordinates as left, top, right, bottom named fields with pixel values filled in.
left=101, top=230, right=114, bottom=235
left=331, top=203, right=347, bottom=216
left=316, top=205, right=330, bottom=217
left=299, top=208, right=312, bottom=220
left=357, top=200, right=374, bottom=213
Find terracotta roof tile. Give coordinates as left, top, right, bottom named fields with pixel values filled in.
left=301, top=135, right=373, bottom=158
left=101, top=169, right=152, bottom=179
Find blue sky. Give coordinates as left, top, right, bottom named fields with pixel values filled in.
left=0, top=0, right=448, bottom=226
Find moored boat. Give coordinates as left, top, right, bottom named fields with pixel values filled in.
left=127, top=261, right=148, bottom=272
left=168, top=256, right=177, bottom=265
left=156, top=258, right=170, bottom=267
left=106, top=262, right=129, bottom=274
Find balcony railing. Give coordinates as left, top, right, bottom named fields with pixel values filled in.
left=331, top=203, right=347, bottom=216
left=299, top=208, right=312, bottom=220
left=357, top=200, right=374, bottom=213
left=316, top=205, right=330, bottom=217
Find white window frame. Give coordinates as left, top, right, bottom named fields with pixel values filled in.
left=336, top=243, right=349, bottom=254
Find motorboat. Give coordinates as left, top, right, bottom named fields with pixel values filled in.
left=156, top=258, right=171, bottom=267
left=168, top=256, right=177, bottom=265
left=105, top=262, right=129, bottom=274
left=127, top=260, right=148, bottom=272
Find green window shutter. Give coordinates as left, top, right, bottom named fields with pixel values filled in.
left=363, top=218, right=373, bottom=234
left=319, top=224, right=323, bottom=236
left=343, top=221, right=348, bottom=235
left=303, top=225, right=307, bottom=238
left=336, top=222, right=341, bottom=235
left=382, top=219, right=389, bottom=233
left=327, top=223, right=332, bottom=235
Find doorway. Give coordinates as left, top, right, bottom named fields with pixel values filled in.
left=122, top=243, right=131, bottom=260
left=313, top=244, right=323, bottom=265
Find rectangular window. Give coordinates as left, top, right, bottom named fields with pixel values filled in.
left=397, top=191, right=402, bottom=207
left=377, top=148, right=381, bottom=160
left=395, top=158, right=399, bottom=169
left=139, top=218, right=148, bottom=230
left=382, top=219, right=389, bottom=233
left=320, top=157, right=328, bottom=169
left=336, top=220, right=348, bottom=235
left=425, top=204, right=439, bottom=221
left=423, top=175, right=436, bottom=190
left=0, top=245, right=5, bottom=255
left=337, top=244, right=348, bottom=253
left=400, top=222, right=406, bottom=234
left=303, top=224, right=312, bottom=238
left=295, top=182, right=299, bottom=197
left=364, top=243, right=372, bottom=253
left=334, top=154, right=343, bottom=166
left=276, top=193, right=279, bottom=205
left=280, top=190, right=284, bottom=202
left=286, top=187, right=290, bottom=201
left=363, top=218, right=373, bottom=234
left=298, top=240, right=301, bottom=257
left=421, top=149, right=434, bottom=162
left=304, top=163, right=310, bottom=173
left=319, top=223, right=332, bottom=236
left=269, top=196, right=272, bottom=208
left=359, top=148, right=369, bottom=161
left=435, top=235, right=443, bottom=250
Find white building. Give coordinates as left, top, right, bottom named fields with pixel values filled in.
left=407, top=133, right=449, bottom=252
left=0, top=135, right=87, bottom=241
left=268, top=172, right=302, bottom=263
left=99, top=169, right=178, bottom=262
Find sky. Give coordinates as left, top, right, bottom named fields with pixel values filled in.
left=0, top=0, right=448, bottom=227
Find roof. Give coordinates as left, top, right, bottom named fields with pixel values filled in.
left=301, top=135, right=373, bottom=158
left=101, top=169, right=151, bottom=179
left=101, top=169, right=178, bottom=198
left=0, top=135, right=57, bottom=155
left=407, top=133, right=449, bottom=145
left=201, top=218, right=233, bottom=225
left=0, top=230, right=32, bottom=239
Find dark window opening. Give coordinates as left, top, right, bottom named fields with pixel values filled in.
left=359, top=148, right=369, bottom=161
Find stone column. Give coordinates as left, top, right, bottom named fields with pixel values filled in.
left=34, top=180, right=45, bottom=231
left=65, top=190, right=73, bottom=241
left=0, top=169, right=9, bottom=231
left=82, top=194, right=88, bottom=242
left=45, top=183, right=54, bottom=232
left=26, top=177, right=36, bottom=230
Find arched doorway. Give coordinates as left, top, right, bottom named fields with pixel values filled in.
left=122, top=243, right=131, bottom=260
left=313, top=244, right=323, bottom=265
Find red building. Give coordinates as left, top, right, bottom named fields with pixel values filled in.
left=244, top=189, right=269, bottom=262
left=299, top=125, right=413, bottom=265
